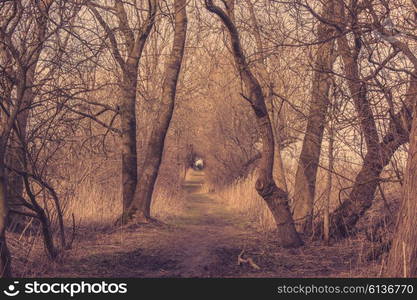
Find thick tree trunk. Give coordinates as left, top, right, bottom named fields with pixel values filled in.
left=6, top=69, right=36, bottom=231
left=120, top=67, right=139, bottom=213
left=0, top=49, right=20, bottom=232
left=273, top=142, right=288, bottom=192
left=0, top=144, right=12, bottom=277
left=293, top=1, right=337, bottom=234
left=321, top=126, right=409, bottom=239
left=316, top=2, right=417, bottom=239
left=320, top=80, right=415, bottom=239
left=122, top=0, right=188, bottom=223
left=384, top=102, right=417, bottom=277
left=0, top=71, right=34, bottom=276
left=5, top=2, right=53, bottom=230
left=89, top=1, right=157, bottom=222
left=205, top=0, right=302, bottom=247
left=0, top=0, right=56, bottom=275
left=246, top=0, right=288, bottom=192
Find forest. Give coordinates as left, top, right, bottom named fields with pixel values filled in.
left=0, top=0, right=416, bottom=279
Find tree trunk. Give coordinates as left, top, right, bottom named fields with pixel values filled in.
left=0, top=47, right=19, bottom=233
left=384, top=101, right=417, bottom=277
left=205, top=0, right=302, bottom=247
left=293, top=0, right=337, bottom=234
left=0, top=143, right=12, bottom=278
left=6, top=68, right=36, bottom=231
left=0, top=55, right=31, bottom=280
left=122, top=0, right=188, bottom=224
left=322, top=2, right=417, bottom=239
left=323, top=118, right=334, bottom=244
left=120, top=67, right=139, bottom=213
left=320, top=79, right=415, bottom=239
left=245, top=0, right=288, bottom=192
left=89, top=1, right=157, bottom=222
left=5, top=2, right=53, bottom=230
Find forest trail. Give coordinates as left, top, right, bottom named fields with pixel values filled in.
left=20, top=169, right=376, bottom=278
left=44, top=169, right=264, bottom=277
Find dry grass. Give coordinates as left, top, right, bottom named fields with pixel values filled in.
left=8, top=228, right=52, bottom=277
left=64, top=177, right=187, bottom=228
left=216, top=173, right=276, bottom=230
left=151, top=184, right=187, bottom=220
left=65, top=181, right=122, bottom=227
left=215, top=162, right=402, bottom=234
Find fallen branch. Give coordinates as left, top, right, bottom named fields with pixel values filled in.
left=237, top=250, right=261, bottom=270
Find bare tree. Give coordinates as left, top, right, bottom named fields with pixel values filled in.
left=0, top=0, right=57, bottom=231
left=245, top=0, right=288, bottom=192
left=0, top=113, right=12, bottom=277
left=0, top=0, right=61, bottom=276
left=0, top=127, right=12, bottom=278
left=0, top=39, right=12, bottom=277
left=205, top=0, right=302, bottom=247
left=292, top=0, right=338, bottom=234
left=321, top=0, right=417, bottom=238
left=88, top=0, right=158, bottom=216
left=122, top=0, right=188, bottom=223
left=384, top=98, right=417, bottom=277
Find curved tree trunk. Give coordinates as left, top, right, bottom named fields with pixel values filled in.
left=245, top=0, right=288, bottom=192
left=319, top=1, right=417, bottom=240
left=205, top=0, right=302, bottom=247
left=384, top=101, right=417, bottom=277
left=292, top=0, right=337, bottom=234
left=320, top=79, right=415, bottom=239
left=122, top=0, right=188, bottom=224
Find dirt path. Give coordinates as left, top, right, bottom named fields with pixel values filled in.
left=17, top=170, right=378, bottom=278
left=56, top=191, right=254, bottom=278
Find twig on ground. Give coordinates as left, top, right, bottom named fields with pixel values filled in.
left=237, top=250, right=261, bottom=270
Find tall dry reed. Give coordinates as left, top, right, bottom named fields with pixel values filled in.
left=216, top=173, right=276, bottom=230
